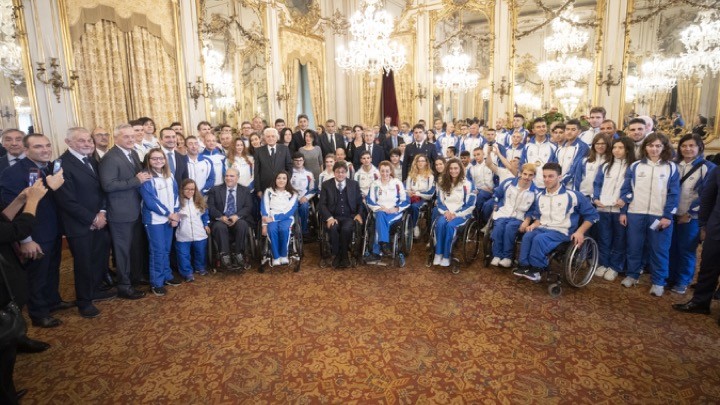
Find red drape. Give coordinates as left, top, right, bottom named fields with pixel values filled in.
left=381, top=69, right=399, bottom=126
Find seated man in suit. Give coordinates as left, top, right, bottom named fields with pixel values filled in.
left=207, top=167, right=254, bottom=268
left=318, top=162, right=364, bottom=268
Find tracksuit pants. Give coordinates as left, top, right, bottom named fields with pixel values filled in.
left=145, top=223, right=174, bottom=288
left=409, top=200, right=426, bottom=229
left=434, top=215, right=470, bottom=258
left=597, top=212, right=626, bottom=272
left=625, top=213, right=673, bottom=286
left=475, top=190, right=493, bottom=220
left=669, top=218, right=699, bottom=288
left=268, top=218, right=293, bottom=259
left=298, top=201, right=310, bottom=234
left=176, top=239, right=208, bottom=277
left=518, top=228, right=569, bottom=269
left=372, top=211, right=403, bottom=254
left=491, top=217, right=521, bottom=259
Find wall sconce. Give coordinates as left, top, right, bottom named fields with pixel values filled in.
left=413, top=83, right=427, bottom=104
left=276, top=84, right=289, bottom=108
left=596, top=65, right=623, bottom=96
left=187, top=76, right=208, bottom=110
left=1, top=106, right=17, bottom=120
left=492, top=76, right=511, bottom=102
left=35, top=58, right=79, bottom=103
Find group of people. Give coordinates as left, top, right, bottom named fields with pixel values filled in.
left=2, top=106, right=720, bottom=404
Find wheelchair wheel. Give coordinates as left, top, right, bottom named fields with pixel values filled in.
left=351, top=221, right=364, bottom=266
left=402, top=212, right=414, bottom=254
left=293, top=222, right=304, bottom=259
left=548, top=283, right=562, bottom=297
left=563, top=237, right=598, bottom=288
left=482, top=218, right=493, bottom=267
left=462, top=220, right=481, bottom=264
left=426, top=219, right=437, bottom=267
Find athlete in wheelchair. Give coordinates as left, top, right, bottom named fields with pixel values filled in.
left=512, top=163, right=599, bottom=296
left=259, top=171, right=303, bottom=272
left=405, top=154, right=435, bottom=248
left=426, top=158, right=480, bottom=273
left=290, top=152, right=318, bottom=239
left=317, top=162, right=365, bottom=268
left=362, top=161, right=410, bottom=267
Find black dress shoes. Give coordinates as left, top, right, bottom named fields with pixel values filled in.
left=79, top=305, right=101, bottom=319
left=672, top=301, right=711, bottom=314
left=31, top=316, right=62, bottom=328
left=118, top=288, right=146, bottom=300
left=50, top=300, right=75, bottom=313
left=93, top=289, right=117, bottom=302
left=17, top=336, right=50, bottom=353
left=332, top=255, right=341, bottom=268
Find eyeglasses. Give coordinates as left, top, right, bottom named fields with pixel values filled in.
left=183, top=188, right=196, bottom=191
left=149, top=157, right=165, bottom=161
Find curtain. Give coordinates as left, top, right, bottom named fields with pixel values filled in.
left=306, top=61, right=326, bottom=125
left=74, top=20, right=129, bottom=130
left=362, top=73, right=382, bottom=127
left=381, top=71, right=399, bottom=125
left=285, top=60, right=299, bottom=123
left=127, top=26, right=180, bottom=126
left=394, top=67, right=414, bottom=123
left=677, top=78, right=700, bottom=131
left=648, top=92, right=669, bottom=118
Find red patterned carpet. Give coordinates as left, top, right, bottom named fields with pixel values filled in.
left=13, top=245, right=720, bottom=404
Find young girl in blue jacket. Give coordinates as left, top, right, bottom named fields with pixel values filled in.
left=176, top=179, right=210, bottom=281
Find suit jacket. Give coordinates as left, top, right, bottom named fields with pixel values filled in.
left=0, top=158, right=60, bottom=243
left=167, top=150, right=189, bottom=186
left=319, top=133, right=346, bottom=157
left=0, top=154, right=10, bottom=175
left=382, top=136, right=405, bottom=159
left=253, top=144, right=292, bottom=193
left=352, top=143, right=385, bottom=170
left=379, top=124, right=391, bottom=136
left=99, top=146, right=143, bottom=223
left=700, top=166, right=720, bottom=240
left=402, top=141, right=438, bottom=181
left=318, top=178, right=363, bottom=221
left=207, top=183, right=254, bottom=226
left=54, top=150, right=107, bottom=238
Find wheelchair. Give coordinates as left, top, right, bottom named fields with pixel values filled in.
left=258, top=215, right=303, bottom=273
left=425, top=213, right=482, bottom=274
left=360, top=209, right=411, bottom=267
left=317, top=218, right=364, bottom=268
left=405, top=200, right=433, bottom=252
left=207, top=223, right=258, bottom=272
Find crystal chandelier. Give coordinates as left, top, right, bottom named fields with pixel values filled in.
left=0, top=0, right=23, bottom=85
left=639, top=55, right=679, bottom=93
left=543, top=7, right=590, bottom=55
left=514, top=85, right=541, bottom=112
left=336, top=0, right=407, bottom=75
left=537, top=56, right=594, bottom=83
left=435, top=39, right=480, bottom=93
left=554, top=80, right=584, bottom=116
left=202, top=43, right=235, bottom=107
left=677, top=11, right=720, bottom=80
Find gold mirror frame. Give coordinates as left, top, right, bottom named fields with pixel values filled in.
left=10, top=0, right=41, bottom=132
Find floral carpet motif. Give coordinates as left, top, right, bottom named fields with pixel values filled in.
left=14, top=246, right=720, bottom=404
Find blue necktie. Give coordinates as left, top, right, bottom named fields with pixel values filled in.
left=82, top=156, right=94, bottom=173
left=225, top=189, right=236, bottom=216
left=167, top=152, right=176, bottom=174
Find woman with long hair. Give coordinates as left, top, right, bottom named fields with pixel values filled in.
left=406, top=154, right=435, bottom=238
left=575, top=133, right=611, bottom=197
left=346, top=125, right=366, bottom=164
left=366, top=161, right=408, bottom=259
left=175, top=179, right=210, bottom=280
left=279, top=128, right=295, bottom=152
left=261, top=171, right=298, bottom=266
left=226, top=138, right=254, bottom=191
left=248, top=133, right=263, bottom=156
left=299, top=129, right=323, bottom=182
left=318, top=153, right=336, bottom=191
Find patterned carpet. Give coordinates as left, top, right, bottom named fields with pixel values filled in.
left=13, top=244, right=720, bottom=404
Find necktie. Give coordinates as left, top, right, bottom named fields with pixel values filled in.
left=82, top=156, right=94, bottom=173
left=270, top=147, right=275, bottom=157
left=9, top=157, right=17, bottom=166
left=338, top=182, right=344, bottom=193
left=330, top=135, right=335, bottom=150
left=167, top=152, right=176, bottom=174
left=130, top=150, right=142, bottom=171
left=225, top=189, right=236, bottom=216
left=393, top=137, right=397, bottom=148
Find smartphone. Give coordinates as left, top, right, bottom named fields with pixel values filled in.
left=52, top=159, right=62, bottom=174
left=28, top=168, right=40, bottom=186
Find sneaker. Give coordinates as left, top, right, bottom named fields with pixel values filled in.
left=271, top=258, right=280, bottom=266
left=498, top=258, right=513, bottom=268
left=595, top=265, right=608, bottom=277
left=184, top=276, right=195, bottom=283
left=670, top=285, right=688, bottom=295
left=440, top=258, right=451, bottom=267
left=365, top=253, right=381, bottom=263
left=196, top=269, right=208, bottom=276
left=165, top=277, right=182, bottom=286
left=513, top=267, right=529, bottom=277
left=413, top=226, right=420, bottom=238
left=621, top=276, right=638, bottom=288
left=603, top=269, right=619, bottom=281
left=490, top=257, right=501, bottom=266
left=524, top=270, right=542, bottom=283
left=220, top=253, right=232, bottom=268
left=649, top=284, right=665, bottom=297
left=433, top=254, right=442, bottom=265
left=151, top=286, right=166, bottom=296
left=380, top=243, right=392, bottom=256
left=280, top=257, right=290, bottom=265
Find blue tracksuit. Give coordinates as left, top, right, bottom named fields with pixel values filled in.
left=593, top=160, right=629, bottom=272
left=435, top=180, right=476, bottom=258
left=491, top=178, right=538, bottom=260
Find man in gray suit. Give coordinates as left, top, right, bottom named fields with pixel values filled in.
left=254, top=127, right=292, bottom=197
left=99, top=123, right=151, bottom=299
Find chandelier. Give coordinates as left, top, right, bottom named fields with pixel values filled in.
left=554, top=80, right=584, bottom=116
left=336, top=0, right=407, bottom=75
left=543, top=7, right=590, bottom=55
left=639, top=55, right=679, bottom=93
left=514, top=85, right=541, bottom=112
left=202, top=43, right=235, bottom=107
left=0, top=0, right=23, bottom=85
left=537, top=56, right=593, bottom=83
left=677, top=11, right=720, bottom=80
left=435, top=39, right=479, bottom=93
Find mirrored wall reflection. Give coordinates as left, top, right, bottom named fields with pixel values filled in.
left=0, top=1, right=34, bottom=133
left=431, top=7, right=492, bottom=124
left=623, top=1, right=719, bottom=140
left=512, top=0, right=598, bottom=120
left=200, top=0, right=269, bottom=127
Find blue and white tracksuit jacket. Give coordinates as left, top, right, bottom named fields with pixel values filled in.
left=175, top=200, right=210, bottom=277
left=460, top=135, right=485, bottom=154
left=140, top=174, right=179, bottom=287
left=556, top=139, right=589, bottom=188
left=491, top=178, right=538, bottom=259
left=187, top=156, right=215, bottom=195
left=366, top=178, right=409, bottom=254
left=406, top=173, right=435, bottom=228
left=520, top=137, right=557, bottom=188
left=434, top=179, right=476, bottom=258
left=592, top=160, right=628, bottom=272
left=620, top=159, right=680, bottom=285
left=200, top=147, right=226, bottom=186
left=466, top=161, right=495, bottom=210
left=575, top=156, right=606, bottom=197
left=354, top=166, right=379, bottom=197
left=261, top=188, right=298, bottom=259
left=436, top=133, right=460, bottom=157
left=291, top=167, right=317, bottom=233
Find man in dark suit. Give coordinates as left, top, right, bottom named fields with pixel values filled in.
left=382, top=126, right=405, bottom=159
left=159, top=127, right=188, bottom=186
left=352, top=130, right=385, bottom=170
left=318, top=119, right=345, bottom=158
left=379, top=115, right=392, bottom=137
left=207, top=167, right=254, bottom=268
left=0, top=129, right=26, bottom=175
left=54, top=127, right=113, bottom=318
left=291, top=114, right=312, bottom=151
left=254, top=128, right=292, bottom=196
left=673, top=166, right=720, bottom=324
left=99, top=124, right=152, bottom=300
left=318, top=162, right=364, bottom=268
left=402, top=124, right=438, bottom=181
left=0, top=134, right=71, bottom=328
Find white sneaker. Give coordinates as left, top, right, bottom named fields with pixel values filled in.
left=433, top=254, right=442, bottom=265
left=621, top=276, right=638, bottom=288
left=649, top=284, right=664, bottom=297
left=490, top=257, right=501, bottom=266
left=440, top=258, right=451, bottom=267
left=413, top=226, right=420, bottom=238
left=595, top=266, right=608, bottom=277
left=603, top=269, right=618, bottom=281
left=280, top=257, right=289, bottom=265
left=498, top=258, right=513, bottom=268
left=271, top=258, right=280, bottom=266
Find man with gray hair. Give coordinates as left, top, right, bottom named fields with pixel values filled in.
left=253, top=127, right=292, bottom=197
left=0, top=128, right=25, bottom=175
left=55, top=127, right=113, bottom=318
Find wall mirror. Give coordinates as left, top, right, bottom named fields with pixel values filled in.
left=0, top=3, right=36, bottom=134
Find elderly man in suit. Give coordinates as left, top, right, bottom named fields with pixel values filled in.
left=318, top=119, right=345, bottom=158
left=99, top=123, right=152, bottom=300
left=382, top=126, right=405, bottom=160
left=207, top=167, right=254, bottom=268
left=352, top=130, right=385, bottom=170
left=402, top=124, right=438, bottom=181
left=0, top=133, right=71, bottom=328
left=254, top=127, right=292, bottom=197
left=55, top=127, right=113, bottom=318
left=318, top=161, right=364, bottom=268
left=0, top=129, right=25, bottom=175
